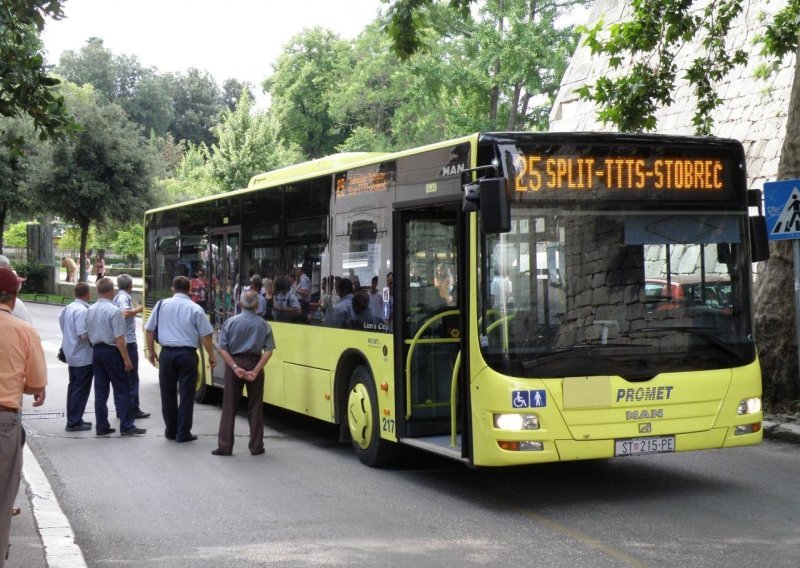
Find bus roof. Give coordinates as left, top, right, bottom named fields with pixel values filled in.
left=247, top=152, right=387, bottom=187
left=145, top=133, right=476, bottom=215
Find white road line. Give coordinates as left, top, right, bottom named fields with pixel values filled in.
left=22, top=444, right=88, bottom=568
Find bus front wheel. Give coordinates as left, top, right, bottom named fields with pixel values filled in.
left=347, top=365, right=395, bottom=467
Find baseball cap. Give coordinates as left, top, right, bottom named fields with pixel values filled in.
left=0, top=267, right=24, bottom=295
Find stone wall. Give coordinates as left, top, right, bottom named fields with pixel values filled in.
left=550, top=0, right=795, bottom=192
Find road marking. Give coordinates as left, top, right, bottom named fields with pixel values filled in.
left=22, top=444, right=88, bottom=568
left=500, top=496, right=650, bottom=567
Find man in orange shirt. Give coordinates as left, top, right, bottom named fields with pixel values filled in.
left=0, top=267, right=47, bottom=567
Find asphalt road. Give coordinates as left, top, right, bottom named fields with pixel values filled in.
left=11, top=302, right=800, bottom=567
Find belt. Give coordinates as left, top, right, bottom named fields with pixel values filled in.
left=162, top=346, right=195, bottom=350
left=0, top=404, right=19, bottom=413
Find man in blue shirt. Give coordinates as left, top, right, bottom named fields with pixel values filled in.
left=59, top=282, right=94, bottom=431
left=86, top=277, right=144, bottom=437
left=145, top=276, right=215, bottom=443
left=212, top=290, right=276, bottom=456
left=114, top=274, right=150, bottom=420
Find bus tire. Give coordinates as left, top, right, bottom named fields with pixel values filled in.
left=347, top=365, right=396, bottom=467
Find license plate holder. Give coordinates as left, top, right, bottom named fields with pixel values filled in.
left=614, top=435, right=675, bottom=456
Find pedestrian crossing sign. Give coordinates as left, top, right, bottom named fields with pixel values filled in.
left=765, top=179, right=800, bottom=241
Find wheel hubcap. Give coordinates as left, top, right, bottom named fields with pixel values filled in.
left=348, top=383, right=372, bottom=450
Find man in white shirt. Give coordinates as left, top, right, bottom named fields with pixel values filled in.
left=59, top=283, right=94, bottom=431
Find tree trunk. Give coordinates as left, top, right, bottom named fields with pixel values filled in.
left=488, top=0, right=505, bottom=125
left=508, top=83, right=522, bottom=129
left=79, top=221, right=90, bottom=283
left=753, top=42, right=800, bottom=406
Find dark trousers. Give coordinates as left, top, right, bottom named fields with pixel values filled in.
left=126, top=343, right=141, bottom=412
left=92, top=344, right=134, bottom=432
left=66, top=364, right=93, bottom=428
left=158, top=347, right=198, bottom=442
left=216, top=353, right=264, bottom=454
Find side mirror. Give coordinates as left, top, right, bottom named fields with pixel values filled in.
left=461, top=177, right=510, bottom=234
left=747, top=189, right=770, bottom=262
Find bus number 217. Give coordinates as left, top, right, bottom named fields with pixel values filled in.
left=382, top=417, right=395, bottom=434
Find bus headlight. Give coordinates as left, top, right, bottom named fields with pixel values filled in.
left=493, top=413, right=539, bottom=430
left=737, top=397, right=761, bottom=415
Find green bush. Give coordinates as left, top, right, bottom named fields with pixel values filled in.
left=13, top=261, right=50, bottom=294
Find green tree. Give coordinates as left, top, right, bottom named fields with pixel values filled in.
left=264, top=28, right=351, bottom=158
left=110, top=222, right=144, bottom=266
left=208, top=90, right=304, bottom=191
left=168, top=68, right=224, bottom=147
left=157, top=142, right=220, bottom=206
left=562, top=0, right=800, bottom=405
left=58, top=225, right=97, bottom=256
left=0, top=117, right=38, bottom=253
left=2, top=220, right=29, bottom=249
left=29, top=83, right=159, bottom=282
left=222, top=79, right=254, bottom=112
left=0, top=0, right=73, bottom=147
left=57, top=38, right=176, bottom=137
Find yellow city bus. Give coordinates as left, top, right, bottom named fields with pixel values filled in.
left=143, top=132, right=769, bottom=467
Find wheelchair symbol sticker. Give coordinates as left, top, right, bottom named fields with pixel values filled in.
left=512, top=391, right=529, bottom=408
left=511, top=390, right=547, bottom=409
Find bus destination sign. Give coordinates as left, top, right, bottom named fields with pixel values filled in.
left=513, top=154, right=727, bottom=194
left=335, top=169, right=392, bottom=198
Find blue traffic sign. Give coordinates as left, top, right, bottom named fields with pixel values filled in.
left=765, top=179, right=800, bottom=240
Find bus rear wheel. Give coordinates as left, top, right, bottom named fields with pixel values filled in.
left=347, top=365, right=396, bottom=467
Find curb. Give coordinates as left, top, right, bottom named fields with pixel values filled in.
left=22, top=444, right=88, bottom=568
left=763, top=420, right=800, bottom=444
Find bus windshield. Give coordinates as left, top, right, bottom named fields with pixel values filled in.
left=478, top=207, right=756, bottom=379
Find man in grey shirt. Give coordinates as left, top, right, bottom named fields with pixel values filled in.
left=212, top=290, right=276, bottom=456
left=86, top=277, right=144, bottom=436
left=114, top=274, right=149, bottom=419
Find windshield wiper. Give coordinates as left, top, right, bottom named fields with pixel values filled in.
left=522, top=343, right=651, bottom=371
left=640, top=326, right=744, bottom=359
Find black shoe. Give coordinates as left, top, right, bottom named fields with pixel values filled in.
left=96, top=428, right=116, bottom=436
left=251, top=447, right=265, bottom=456
left=135, top=410, right=151, bottom=419
left=65, top=423, right=92, bottom=432
left=121, top=427, right=147, bottom=437
left=81, top=421, right=93, bottom=428
left=176, top=434, right=198, bottom=443
left=211, top=448, right=232, bottom=456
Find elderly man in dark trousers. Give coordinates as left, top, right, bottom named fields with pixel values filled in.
left=59, top=282, right=94, bottom=431
left=114, top=274, right=149, bottom=420
left=212, top=290, right=275, bottom=456
left=0, top=267, right=47, bottom=566
left=86, top=277, right=145, bottom=437
left=144, top=275, right=215, bottom=443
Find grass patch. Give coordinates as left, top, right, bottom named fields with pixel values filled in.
left=19, top=293, right=72, bottom=305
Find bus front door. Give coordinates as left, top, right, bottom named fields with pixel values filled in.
left=209, top=228, right=240, bottom=385
left=397, top=207, right=466, bottom=452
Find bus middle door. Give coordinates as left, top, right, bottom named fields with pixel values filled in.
left=397, top=206, right=466, bottom=451
left=209, top=228, right=241, bottom=385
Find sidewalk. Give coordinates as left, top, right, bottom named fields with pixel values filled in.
left=8, top=446, right=87, bottom=568
left=7, top=480, right=47, bottom=568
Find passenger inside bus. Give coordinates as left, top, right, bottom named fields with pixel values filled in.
left=433, top=263, right=456, bottom=307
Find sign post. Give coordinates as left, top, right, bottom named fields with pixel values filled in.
left=764, top=179, right=800, bottom=394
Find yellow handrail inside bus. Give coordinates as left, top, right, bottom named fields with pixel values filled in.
left=404, top=309, right=460, bottom=420
left=450, top=350, right=461, bottom=447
